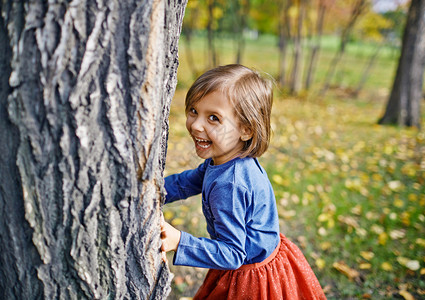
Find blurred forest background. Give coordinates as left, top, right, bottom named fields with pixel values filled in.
left=164, top=0, right=425, bottom=299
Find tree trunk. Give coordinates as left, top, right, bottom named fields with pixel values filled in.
left=234, top=0, right=250, bottom=64
left=353, top=43, right=382, bottom=97
left=0, top=0, right=187, bottom=299
left=182, top=3, right=200, bottom=79
left=320, top=0, right=367, bottom=96
left=305, top=0, right=327, bottom=91
left=378, top=0, right=425, bottom=128
left=206, top=0, right=218, bottom=67
left=278, top=0, right=292, bottom=88
left=290, top=0, right=306, bottom=94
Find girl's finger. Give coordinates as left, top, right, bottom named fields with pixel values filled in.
left=161, top=251, right=168, bottom=263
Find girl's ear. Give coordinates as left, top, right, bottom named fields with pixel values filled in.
left=240, top=126, right=253, bottom=141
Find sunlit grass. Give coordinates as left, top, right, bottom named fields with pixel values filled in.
left=165, top=35, right=425, bottom=299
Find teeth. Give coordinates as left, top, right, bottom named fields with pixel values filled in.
left=194, top=137, right=211, bottom=149
left=198, top=143, right=210, bottom=149
left=195, top=137, right=210, bottom=142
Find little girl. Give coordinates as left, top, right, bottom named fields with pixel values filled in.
left=161, top=64, right=326, bottom=299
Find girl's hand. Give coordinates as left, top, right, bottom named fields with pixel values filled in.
left=160, top=216, right=181, bottom=253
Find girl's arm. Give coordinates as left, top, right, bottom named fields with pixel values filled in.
left=164, top=160, right=209, bottom=203
left=165, top=182, right=249, bottom=270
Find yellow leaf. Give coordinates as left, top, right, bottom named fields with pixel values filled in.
left=408, top=193, right=418, bottom=202
left=378, top=232, right=388, bottom=245
left=163, top=210, right=174, bottom=220
left=320, top=242, right=332, bottom=251
left=394, top=198, right=404, bottom=208
left=327, top=218, right=335, bottom=229
left=359, top=263, right=371, bottom=270
left=360, top=251, right=374, bottom=261
left=272, top=174, right=289, bottom=186
left=381, top=262, right=393, bottom=271
left=318, top=213, right=331, bottom=222
left=351, top=205, right=362, bottom=215
left=399, top=290, right=415, bottom=300
left=279, top=210, right=296, bottom=220
left=416, top=238, right=425, bottom=248
left=316, top=258, right=326, bottom=270
left=171, top=218, right=185, bottom=226
left=397, top=257, right=420, bottom=271
left=332, top=262, right=360, bottom=280
left=338, top=215, right=359, bottom=229
left=420, top=268, right=425, bottom=275
left=273, top=174, right=284, bottom=184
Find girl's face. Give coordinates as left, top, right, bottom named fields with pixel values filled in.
left=186, top=91, right=250, bottom=165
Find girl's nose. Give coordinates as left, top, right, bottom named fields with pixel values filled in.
left=190, top=117, right=205, bottom=133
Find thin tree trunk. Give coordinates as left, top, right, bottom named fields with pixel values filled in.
left=320, top=0, right=367, bottom=95
left=207, top=0, right=218, bottom=67
left=290, top=0, right=306, bottom=94
left=235, top=0, right=250, bottom=64
left=353, top=43, right=382, bottom=97
left=0, top=0, right=187, bottom=299
left=278, top=0, right=292, bottom=88
left=305, top=1, right=327, bottom=91
left=379, top=0, right=425, bottom=128
left=182, top=4, right=200, bottom=79
left=183, top=33, right=200, bottom=79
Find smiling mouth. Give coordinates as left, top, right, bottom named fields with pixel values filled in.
left=194, top=137, right=212, bottom=149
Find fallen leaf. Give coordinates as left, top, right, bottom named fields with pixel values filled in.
left=416, top=238, right=425, bottom=247
left=397, top=257, right=420, bottom=271
left=316, top=258, right=326, bottom=270
left=171, top=218, right=185, bottom=226
left=333, top=261, right=360, bottom=280
left=390, top=229, right=406, bottom=240
left=320, top=241, right=332, bottom=251
left=360, top=251, right=374, bottom=261
left=379, top=232, right=388, bottom=245
left=399, top=289, right=415, bottom=300
left=359, top=263, right=371, bottom=270
left=381, top=262, right=393, bottom=271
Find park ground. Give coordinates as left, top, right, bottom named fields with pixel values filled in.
left=163, top=35, right=425, bottom=299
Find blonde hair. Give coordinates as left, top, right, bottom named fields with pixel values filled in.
left=185, top=64, right=273, bottom=158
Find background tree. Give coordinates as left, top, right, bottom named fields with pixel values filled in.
left=304, top=0, right=332, bottom=90
left=320, top=0, right=369, bottom=95
left=379, top=0, right=425, bottom=128
left=0, top=0, right=187, bottom=298
left=352, top=11, right=393, bottom=96
left=277, top=0, right=292, bottom=87
left=182, top=1, right=202, bottom=79
left=290, top=0, right=307, bottom=94
left=233, top=0, right=250, bottom=64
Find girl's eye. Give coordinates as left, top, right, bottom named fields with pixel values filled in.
left=189, top=108, right=197, bottom=114
left=208, top=115, right=219, bottom=122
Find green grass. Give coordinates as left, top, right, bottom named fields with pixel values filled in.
left=165, top=35, right=425, bottom=299
left=177, top=34, right=398, bottom=93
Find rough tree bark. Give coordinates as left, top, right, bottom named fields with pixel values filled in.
left=378, top=0, right=425, bottom=128
left=0, top=0, right=187, bottom=299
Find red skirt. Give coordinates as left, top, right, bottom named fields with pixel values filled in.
left=193, top=234, right=326, bottom=300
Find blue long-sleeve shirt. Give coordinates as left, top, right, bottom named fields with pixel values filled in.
left=164, top=157, right=280, bottom=270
